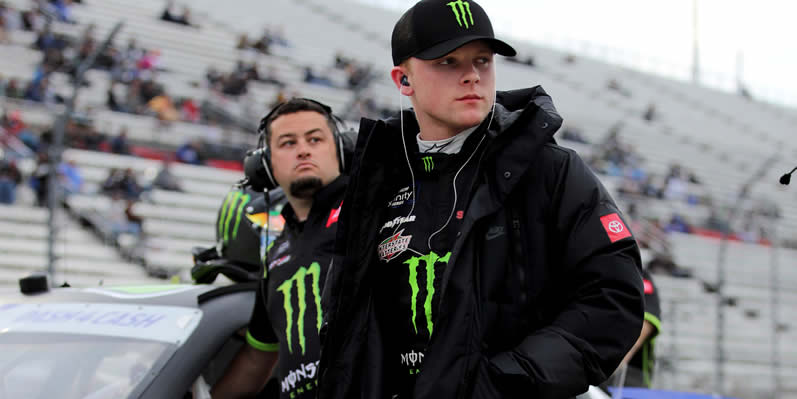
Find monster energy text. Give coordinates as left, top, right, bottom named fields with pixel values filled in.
left=446, top=0, right=474, bottom=28
left=422, top=156, right=434, bottom=172
left=218, top=191, right=251, bottom=245
left=277, top=262, right=323, bottom=355
left=405, top=251, right=451, bottom=336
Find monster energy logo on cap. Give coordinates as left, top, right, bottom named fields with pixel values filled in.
left=422, top=156, right=434, bottom=172
left=277, top=262, right=322, bottom=355
left=405, top=251, right=451, bottom=336
left=446, top=0, right=474, bottom=29
left=218, top=191, right=251, bottom=245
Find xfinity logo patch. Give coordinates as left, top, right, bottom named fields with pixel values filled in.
left=380, top=215, right=417, bottom=233
left=388, top=186, right=414, bottom=208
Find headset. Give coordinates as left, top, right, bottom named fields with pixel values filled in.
left=253, top=98, right=352, bottom=191
left=401, top=75, right=410, bottom=87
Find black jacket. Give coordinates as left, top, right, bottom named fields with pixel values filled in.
left=319, top=86, right=644, bottom=399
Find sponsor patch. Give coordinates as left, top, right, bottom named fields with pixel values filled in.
left=268, top=255, right=292, bottom=270
left=388, top=186, right=414, bottom=208
left=273, top=241, right=290, bottom=257
left=380, top=215, right=417, bottom=233
left=643, top=279, right=654, bottom=295
left=378, top=229, right=412, bottom=262
left=599, top=213, right=632, bottom=243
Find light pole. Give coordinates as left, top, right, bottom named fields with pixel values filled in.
left=46, top=21, right=124, bottom=285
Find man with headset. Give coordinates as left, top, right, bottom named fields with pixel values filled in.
left=212, top=98, right=349, bottom=399
left=318, top=1, right=644, bottom=398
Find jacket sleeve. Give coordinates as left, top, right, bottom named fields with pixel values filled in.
left=488, top=149, right=644, bottom=398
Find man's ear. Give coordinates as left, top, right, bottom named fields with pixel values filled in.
left=390, top=66, right=413, bottom=96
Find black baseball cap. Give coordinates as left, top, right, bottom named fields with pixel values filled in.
left=391, top=0, right=516, bottom=66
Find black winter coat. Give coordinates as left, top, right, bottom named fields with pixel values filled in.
left=319, top=86, right=644, bottom=399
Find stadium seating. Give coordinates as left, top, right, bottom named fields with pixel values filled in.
left=0, top=203, right=159, bottom=287
left=2, top=0, right=796, bottom=397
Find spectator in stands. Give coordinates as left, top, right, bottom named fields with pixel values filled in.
left=160, top=1, right=193, bottom=27
left=34, top=24, right=61, bottom=51
left=21, top=8, right=45, bottom=32
left=643, top=103, right=657, bottom=122
left=334, top=51, right=351, bottom=69
left=3, top=110, right=39, bottom=151
left=107, top=193, right=141, bottom=240
left=25, top=75, right=60, bottom=104
left=47, top=0, right=75, bottom=24
left=3, top=78, right=23, bottom=99
left=559, top=126, right=589, bottom=144
left=607, top=78, right=632, bottom=97
left=147, top=93, right=180, bottom=122
left=82, top=126, right=104, bottom=151
left=110, top=127, right=132, bottom=155
left=180, top=98, right=200, bottom=123
left=150, top=159, right=181, bottom=192
left=665, top=213, right=692, bottom=234
left=0, top=159, right=22, bottom=204
left=30, top=151, right=50, bottom=206
left=101, top=168, right=142, bottom=200
left=43, top=47, right=66, bottom=71
left=176, top=140, right=203, bottom=165
left=252, top=30, right=272, bottom=54
left=235, top=33, right=250, bottom=50
left=0, top=2, right=8, bottom=44
left=160, top=1, right=179, bottom=23
left=303, top=66, right=335, bottom=88
left=107, top=83, right=123, bottom=112
left=57, top=159, right=82, bottom=196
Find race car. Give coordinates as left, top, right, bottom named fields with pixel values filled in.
left=0, top=274, right=257, bottom=399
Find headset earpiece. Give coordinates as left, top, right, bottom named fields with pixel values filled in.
left=401, top=75, right=410, bottom=87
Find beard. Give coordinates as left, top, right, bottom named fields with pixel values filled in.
left=289, top=176, right=324, bottom=199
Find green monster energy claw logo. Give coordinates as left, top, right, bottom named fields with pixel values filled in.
left=447, top=0, right=474, bottom=29
left=422, top=156, right=434, bottom=172
left=405, top=251, right=451, bottom=337
left=218, top=191, right=251, bottom=245
left=277, top=262, right=322, bottom=355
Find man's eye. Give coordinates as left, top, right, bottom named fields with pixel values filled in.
left=280, top=140, right=295, bottom=148
left=439, top=58, right=456, bottom=65
left=310, top=137, right=322, bottom=143
left=476, top=57, right=490, bottom=65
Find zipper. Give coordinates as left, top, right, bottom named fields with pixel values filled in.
left=510, top=205, right=528, bottom=305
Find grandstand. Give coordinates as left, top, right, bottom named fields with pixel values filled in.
left=0, top=0, right=795, bottom=398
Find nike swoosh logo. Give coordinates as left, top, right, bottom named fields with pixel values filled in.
left=486, top=230, right=505, bottom=240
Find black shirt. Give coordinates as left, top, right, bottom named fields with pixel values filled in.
left=373, top=130, right=486, bottom=398
left=247, top=176, right=347, bottom=399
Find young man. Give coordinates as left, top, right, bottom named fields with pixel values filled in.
left=318, top=1, right=645, bottom=398
left=212, top=98, right=348, bottom=399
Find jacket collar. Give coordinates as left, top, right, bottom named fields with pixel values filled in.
left=357, top=86, right=563, bottom=201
